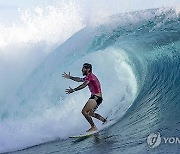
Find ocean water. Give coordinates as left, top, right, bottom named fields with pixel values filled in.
left=0, top=2, right=180, bottom=154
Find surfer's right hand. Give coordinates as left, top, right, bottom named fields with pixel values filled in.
left=62, top=72, right=71, bottom=79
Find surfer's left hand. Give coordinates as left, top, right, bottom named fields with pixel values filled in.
left=65, top=86, right=74, bottom=94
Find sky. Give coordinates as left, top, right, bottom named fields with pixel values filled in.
left=0, top=0, right=57, bottom=24
left=0, top=0, right=179, bottom=7
left=0, top=0, right=53, bottom=7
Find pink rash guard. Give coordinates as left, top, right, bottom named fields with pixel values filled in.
left=82, top=73, right=102, bottom=95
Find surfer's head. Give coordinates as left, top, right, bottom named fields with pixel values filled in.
left=82, top=63, right=92, bottom=75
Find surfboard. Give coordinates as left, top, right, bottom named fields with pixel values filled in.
left=69, top=130, right=98, bottom=138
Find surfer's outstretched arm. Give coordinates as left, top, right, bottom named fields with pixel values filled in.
left=65, top=81, right=89, bottom=94
left=62, top=72, right=83, bottom=82
left=74, top=81, right=89, bottom=91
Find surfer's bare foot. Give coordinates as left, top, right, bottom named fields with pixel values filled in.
left=86, top=126, right=98, bottom=132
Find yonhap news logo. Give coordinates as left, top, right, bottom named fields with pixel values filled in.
left=147, top=132, right=161, bottom=148
left=147, top=132, right=180, bottom=148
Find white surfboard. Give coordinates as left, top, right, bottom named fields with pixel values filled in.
left=69, top=130, right=99, bottom=138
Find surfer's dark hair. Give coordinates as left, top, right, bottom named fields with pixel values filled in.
left=83, top=63, right=92, bottom=72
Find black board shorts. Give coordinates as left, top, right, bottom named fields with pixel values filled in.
left=89, top=95, right=103, bottom=112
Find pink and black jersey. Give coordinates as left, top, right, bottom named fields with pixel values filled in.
left=82, top=73, right=102, bottom=95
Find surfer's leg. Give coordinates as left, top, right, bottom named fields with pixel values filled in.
left=88, top=95, right=107, bottom=123
left=82, top=99, right=98, bottom=132
left=89, top=111, right=107, bottom=123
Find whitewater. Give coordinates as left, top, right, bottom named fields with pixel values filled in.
left=0, top=1, right=180, bottom=154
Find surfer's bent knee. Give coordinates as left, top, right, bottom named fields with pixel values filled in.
left=81, top=109, right=86, bottom=115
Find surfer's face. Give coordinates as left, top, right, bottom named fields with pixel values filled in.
left=82, top=67, right=89, bottom=76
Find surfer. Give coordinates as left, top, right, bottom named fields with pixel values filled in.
left=62, top=63, right=107, bottom=132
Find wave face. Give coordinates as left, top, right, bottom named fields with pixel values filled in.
left=0, top=7, right=180, bottom=153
